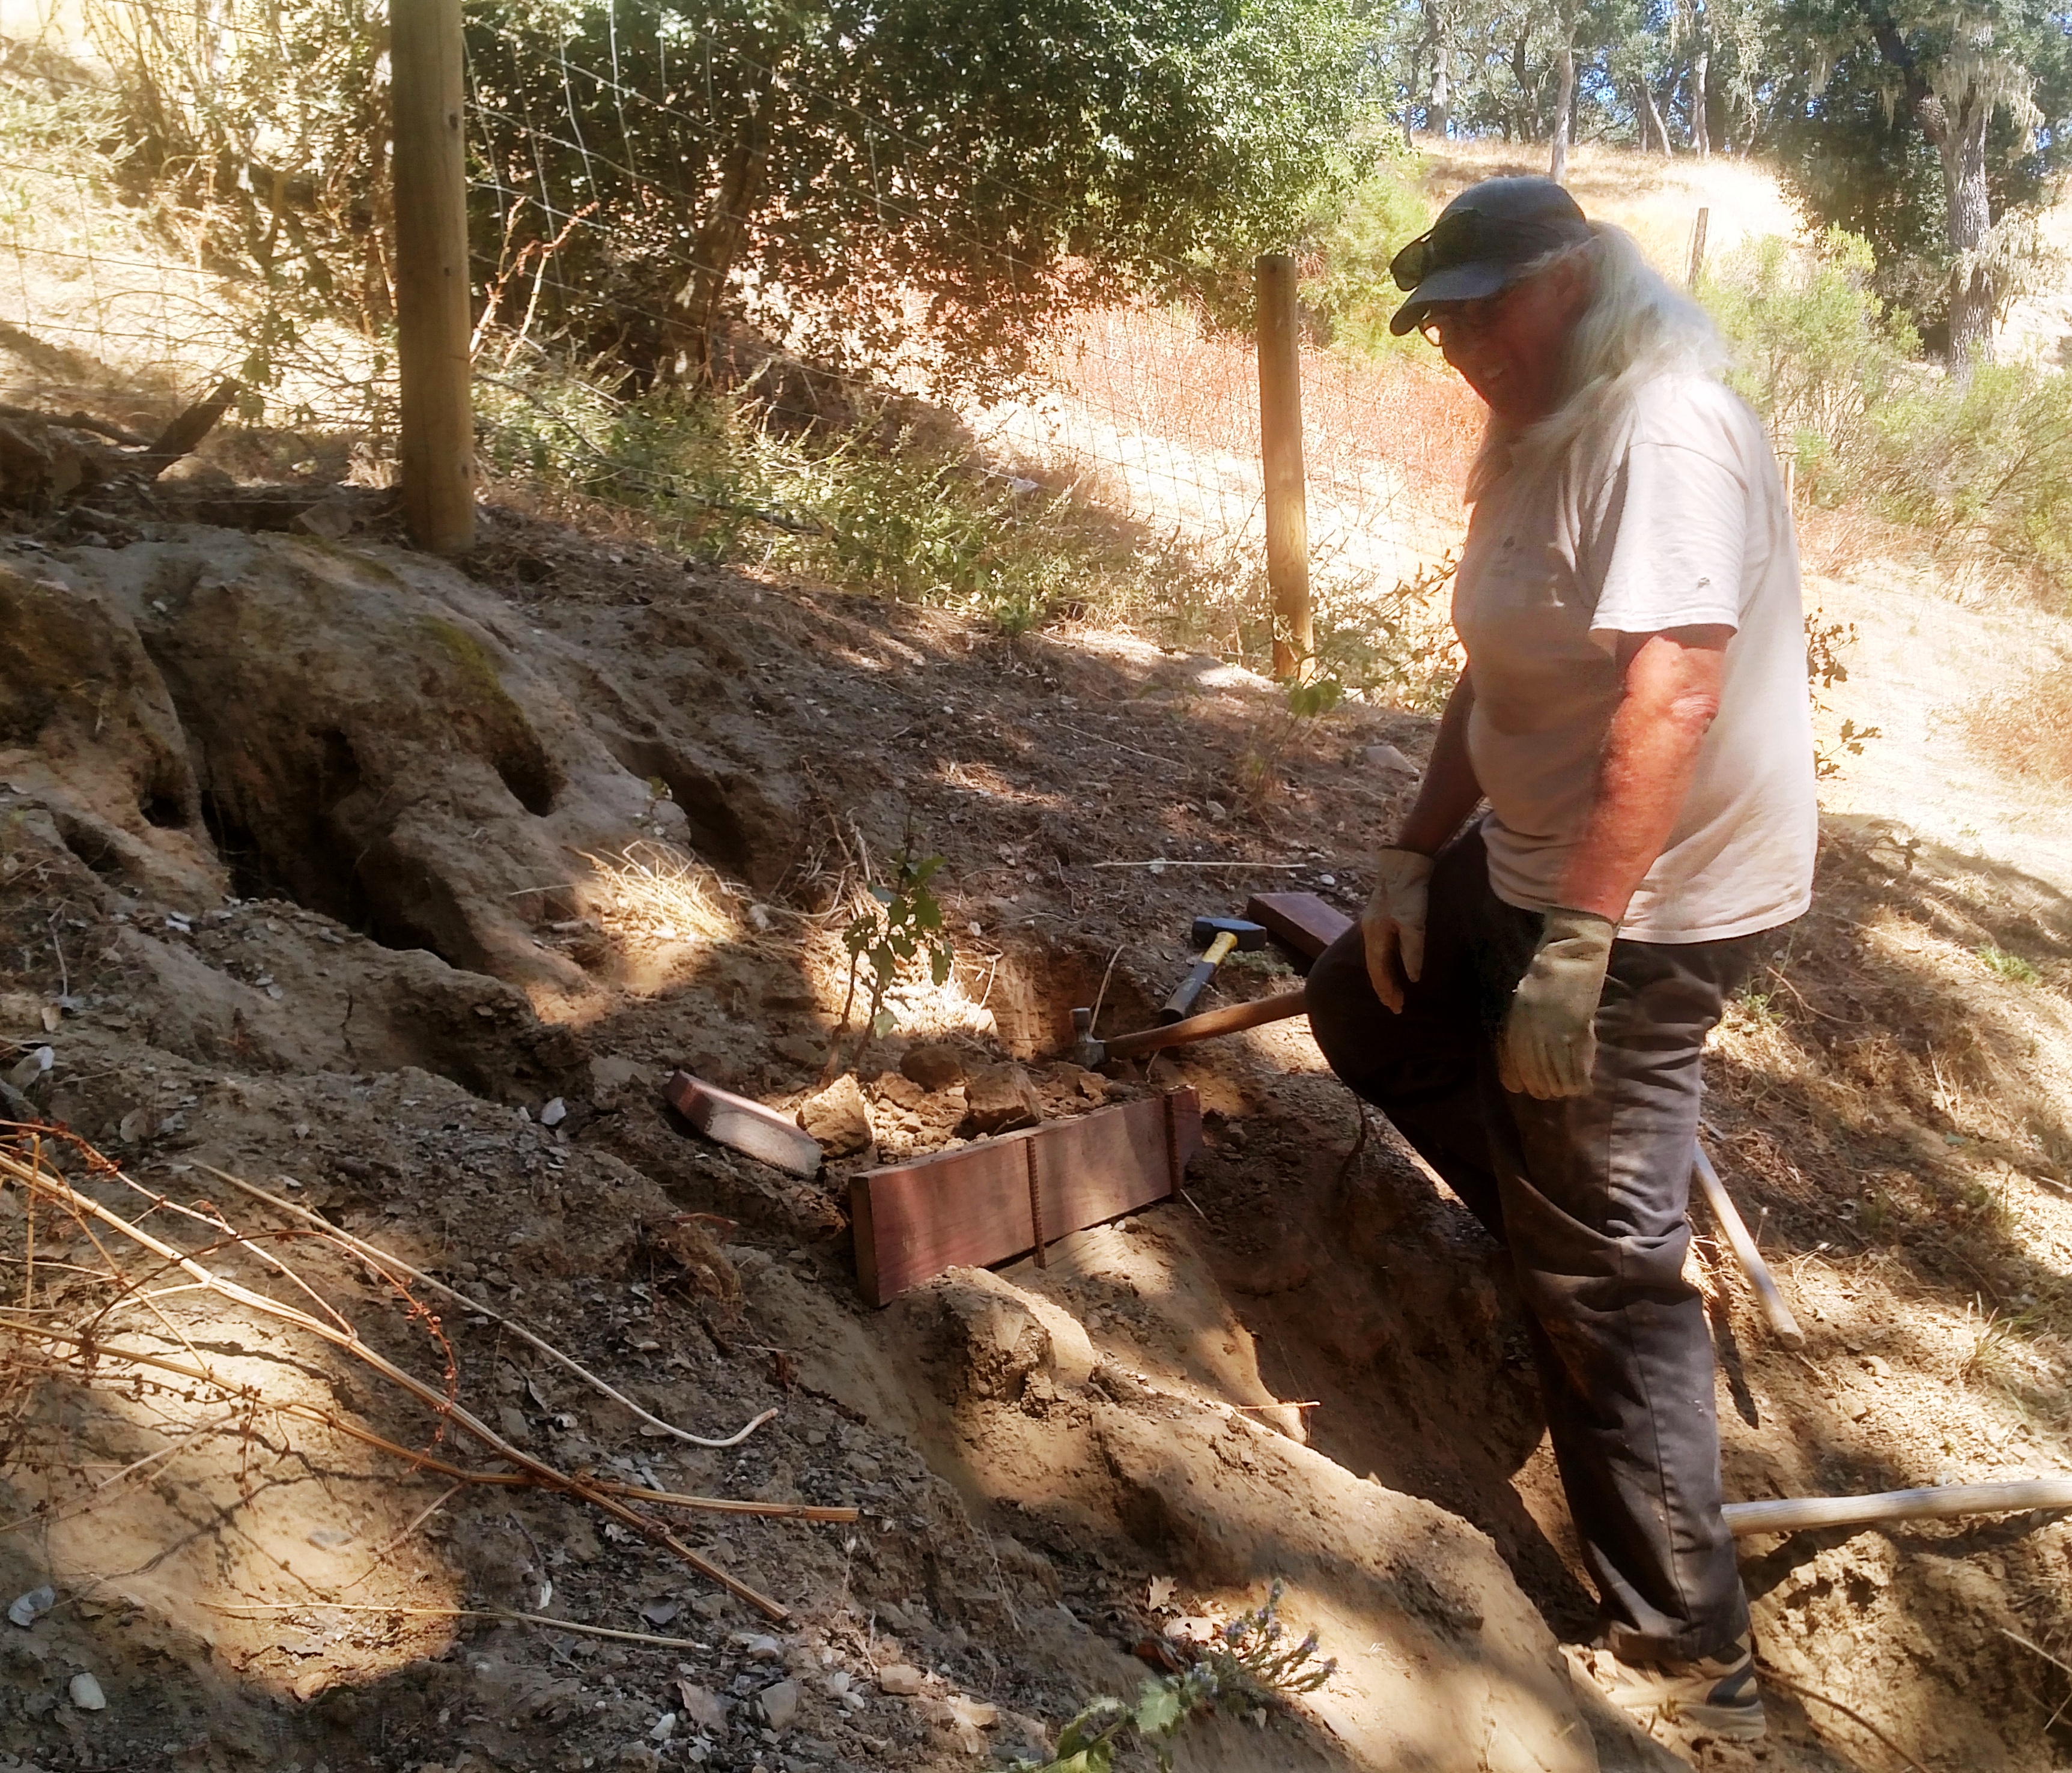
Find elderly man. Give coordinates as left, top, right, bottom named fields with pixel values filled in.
left=1307, top=177, right=1814, bottom=1741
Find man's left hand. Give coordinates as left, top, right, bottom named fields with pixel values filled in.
left=1498, top=909, right=1617, bottom=1099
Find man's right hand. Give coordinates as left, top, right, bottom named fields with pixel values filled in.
left=1362, top=847, right=1433, bottom=1013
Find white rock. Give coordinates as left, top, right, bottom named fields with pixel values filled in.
left=877, top=1662, right=926, bottom=1696
left=540, top=1097, right=568, bottom=1127
left=69, top=1671, right=106, bottom=1711
left=759, top=1678, right=800, bottom=1730
left=649, top=1712, right=676, bottom=1742
left=7, top=1585, right=53, bottom=1627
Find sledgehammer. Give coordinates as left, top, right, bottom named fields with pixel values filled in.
left=1159, top=917, right=1267, bottom=1023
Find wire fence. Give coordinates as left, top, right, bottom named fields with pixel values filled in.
left=0, top=0, right=1478, bottom=632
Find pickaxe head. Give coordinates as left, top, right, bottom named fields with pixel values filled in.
left=1191, top=916, right=1266, bottom=951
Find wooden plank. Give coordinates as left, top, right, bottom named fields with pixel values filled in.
left=1245, top=891, right=1353, bottom=965
left=664, top=1071, right=824, bottom=1178
left=852, top=1090, right=1202, bottom=1308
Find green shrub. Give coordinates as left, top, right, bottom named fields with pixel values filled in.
left=1860, top=362, right=2072, bottom=581
left=1700, top=228, right=1919, bottom=503
left=1302, top=156, right=1434, bottom=360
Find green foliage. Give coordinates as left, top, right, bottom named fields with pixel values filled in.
left=839, top=849, right=953, bottom=1058
left=468, top=0, right=1375, bottom=390
left=1015, top=1582, right=1335, bottom=1773
left=1859, top=363, right=2072, bottom=581
left=1700, top=229, right=1918, bottom=500
left=1303, top=153, right=1433, bottom=359
left=1976, top=944, right=2041, bottom=984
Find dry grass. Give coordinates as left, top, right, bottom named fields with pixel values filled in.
left=1964, top=661, right=2072, bottom=793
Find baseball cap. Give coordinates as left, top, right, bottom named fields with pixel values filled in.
left=1388, top=177, right=1594, bottom=336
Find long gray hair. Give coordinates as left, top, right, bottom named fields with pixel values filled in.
left=1470, top=222, right=1725, bottom=496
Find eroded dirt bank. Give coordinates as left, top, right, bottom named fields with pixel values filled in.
left=0, top=511, right=2066, bottom=1773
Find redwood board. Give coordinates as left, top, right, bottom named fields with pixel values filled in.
left=852, top=1090, right=1202, bottom=1308
left=1245, top=891, right=1354, bottom=966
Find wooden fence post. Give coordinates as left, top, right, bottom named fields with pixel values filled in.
left=392, top=0, right=476, bottom=554
left=1256, top=254, right=1313, bottom=682
left=1686, top=205, right=1710, bottom=292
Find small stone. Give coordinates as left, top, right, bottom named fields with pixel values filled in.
left=899, top=1044, right=965, bottom=1093
left=745, top=1634, right=782, bottom=1661
left=797, top=1075, right=873, bottom=1157
left=540, top=1097, right=568, bottom=1127
left=497, top=1405, right=532, bottom=1444
left=1363, top=742, right=1415, bottom=774
left=676, top=1681, right=727, bottom=1731
left=69, top=1671, right=106, bottom=1711
left=759, top=1679, right=800, bottom=1730
left=946, top=1695, right=998, bottom=1729
left=962, top=1063, right=1042, bottom=1135
left=649, top=1712, right=677, bottom=1742
left=8, top=1586, right=54, bottom=1628
left=877, top=1664, right=925, bottom=1696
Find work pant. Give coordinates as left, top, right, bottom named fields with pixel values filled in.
left=1307, top=822, right=1763, bottom=1664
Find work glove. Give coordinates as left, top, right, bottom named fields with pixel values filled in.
left=1497, top=908, right=1617, bottom=1100
left=1361, top=846, right=1433, bottom=1013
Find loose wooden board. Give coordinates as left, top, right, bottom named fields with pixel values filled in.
left=664, top=1071, right=824, bottom=1178
left=1245, top=891, right=1354, bottom=966
left=851, top=1090, right=1202, bottom=1308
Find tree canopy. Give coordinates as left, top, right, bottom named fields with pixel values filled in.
left=466, top=0, right=1375, bottom=389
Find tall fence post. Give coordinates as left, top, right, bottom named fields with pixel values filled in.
left=392, top=0, right=476, bottom=554
left=1256, top=253, right=1312, bottom=682
left=1686, top=206, right=1710, bottom=292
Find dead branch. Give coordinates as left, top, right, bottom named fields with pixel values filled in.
left=0, top=1147, right=791, bottom=1619
left=198, top=1165, right=774, bottom=1449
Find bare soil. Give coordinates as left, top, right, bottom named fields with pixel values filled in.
left=0, top=482, right=2065, bottom=1773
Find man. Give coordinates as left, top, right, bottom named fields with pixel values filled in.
left=1306, top=177, right=1815, bottom=1741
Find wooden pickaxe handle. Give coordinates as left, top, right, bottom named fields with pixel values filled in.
left=1694, top=1142, right=1805, bottom=1348
left=1091, top=987, right=1310, bottom=1065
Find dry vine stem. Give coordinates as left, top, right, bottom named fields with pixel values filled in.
left=197, top=1164, right=775, bottom=1449
left=0, top=1138, right=799, bottom=1620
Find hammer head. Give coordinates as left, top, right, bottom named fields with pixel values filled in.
left=1191, top=917, right=1266, bottom=951
left=1068, top=1007, right=1105, bottom=1069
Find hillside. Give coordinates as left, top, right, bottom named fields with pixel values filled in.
left=0, top=123, right=2070, bottom=1773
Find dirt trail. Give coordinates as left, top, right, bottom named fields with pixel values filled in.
left=0, top=491, right=2065, bottom=1773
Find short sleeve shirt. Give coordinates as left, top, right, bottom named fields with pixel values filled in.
left=1451, top=371, right=1815, bottom=942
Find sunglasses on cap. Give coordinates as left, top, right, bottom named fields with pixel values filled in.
left=1389, top=205, right=1593, bottom=292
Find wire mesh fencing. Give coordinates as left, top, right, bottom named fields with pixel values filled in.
left=2, top=0, right=1474, bottom=691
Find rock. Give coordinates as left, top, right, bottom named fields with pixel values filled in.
left=962, top=1062, right=1042, bottom=1135
left=759, top=1678, right=800, bottom=1730
left=797, top=1074, right=873, bottom=1157
left=877, top=1663, right=925, bottom=1696
left=648, top=1712, right=676, bottom=1742
left=539, top=1096, right=568, bottom=1127
left=931, top=1270, right=1053, bottom=1400
left=676, top=1681, right=726, bottom=1733
left=8, top=1586, right=54, bottom=1628
left=744, top=1634, right=782, bottom=1661
left=946, top=1694, right=999, bottom=1729
left=900, top=1044, right=965, bottom=1092
left=68, top=1671, right=106, bottom=1711
left=1363, top=742, right=1415, bottom=774
left=497, top=1405, right=532, bottom=1445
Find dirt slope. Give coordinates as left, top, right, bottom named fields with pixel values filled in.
left=0, top=483, right=2066, bottom=1773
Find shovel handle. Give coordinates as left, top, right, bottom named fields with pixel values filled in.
left=1105, top=987, right=1310, bottom=1062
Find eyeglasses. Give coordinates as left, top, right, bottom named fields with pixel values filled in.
left=1416, top=289, right=1516, bottom=349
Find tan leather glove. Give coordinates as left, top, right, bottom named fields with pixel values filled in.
left=1497, top=908, right=1617, bottom=1099
left=1361, top=847, right=1433, bottom=1013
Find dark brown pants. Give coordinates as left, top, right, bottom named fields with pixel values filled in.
left=1307, top=821, right=1766, bottom=1662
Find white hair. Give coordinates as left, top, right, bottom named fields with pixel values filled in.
left=1469, top=222, right=1725, bottom=497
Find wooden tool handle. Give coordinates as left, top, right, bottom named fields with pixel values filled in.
left=1724, top=1476, right=2072, bottom=1537
left=1694, top=1143, right=1805, bottom=1348
left=1107, top=987, right=1309, bottom=1062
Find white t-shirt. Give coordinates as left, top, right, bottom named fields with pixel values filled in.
left=1451, top=369, right=1815, bottom=943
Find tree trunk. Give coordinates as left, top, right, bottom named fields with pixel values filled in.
left=1867, top=20, right=1998, bottom=370
left=1692, top=47, right=1710, bottom=157
left=1940, top=91, right=1996, bottom=368
left=1549, top=40, right=1576, bottom=183
left=682, top=82, right=776, bottom=380
left=1644, top=80, right=1676, bottom=155
left=1430, top=34, right=1451, bottom=138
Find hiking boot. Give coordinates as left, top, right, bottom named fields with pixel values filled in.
left=1576, top=1633, right=1767, bottom=1741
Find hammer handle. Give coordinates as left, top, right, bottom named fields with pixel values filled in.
left=1159, top=930, right=1240, bottom=1023
left=1107, top=987, right=1309, bottom=1062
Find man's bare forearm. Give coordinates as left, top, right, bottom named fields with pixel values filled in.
left=1558, top=629, right=1727, bottom=922
left=1394, top=670, right=1483, bottom=855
